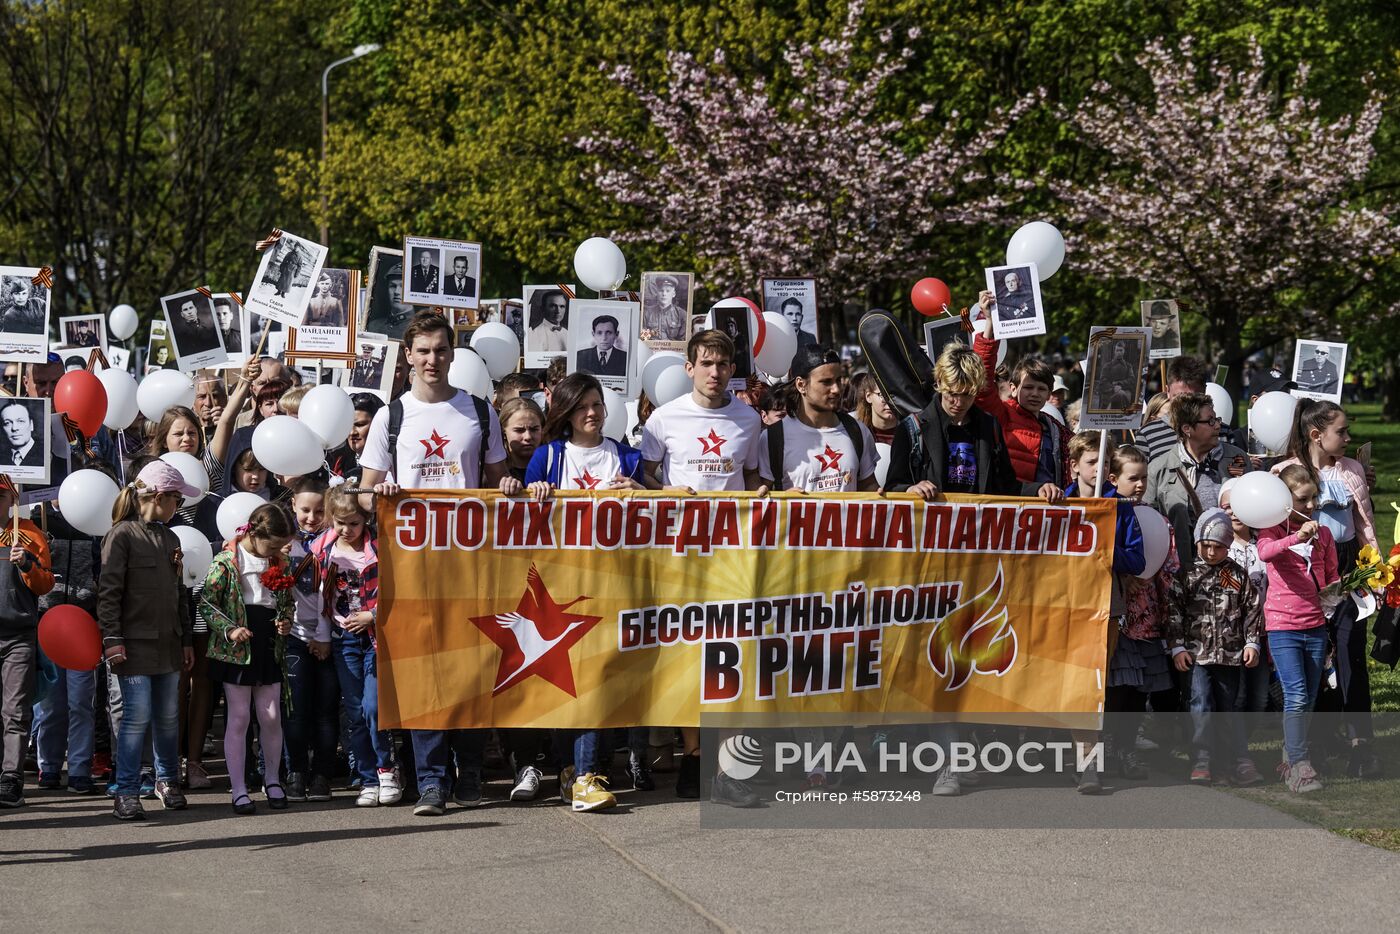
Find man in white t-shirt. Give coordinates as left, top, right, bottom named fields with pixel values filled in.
left=357, top=312, right=512, bottom=817
left=639, top=329, right=765, bottom=808
left=757, top=345, right=879, bottom=493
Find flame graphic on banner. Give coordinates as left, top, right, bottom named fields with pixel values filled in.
left=927, top=563, right=1017, bottom=691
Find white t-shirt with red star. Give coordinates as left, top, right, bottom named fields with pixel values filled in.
left=359, top=389, right=506, bottom=488
left=756, top=416, right=879, bottom=494
left=640, top=393, right=763, bottom=492
left=559, top=439, right=624, bottom=490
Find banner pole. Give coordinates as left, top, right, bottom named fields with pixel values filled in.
left=1093, top=429, right=1109, bottom=497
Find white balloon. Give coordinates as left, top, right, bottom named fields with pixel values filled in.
left=252, top=416, right=326, bottom=477
left=572, top=237, right=627, bottom=292
left=755, top=312, right=798, bottom=376
left=1249, top=391, right=1297, bottom=454
left=1005, top=221, right=1065, bottom=280
left=874, top=442, right=892, bottom=488
left=1133, top=504, right=1171, bottom=579
left=299, top=385, right=355, bottom=450
left=1229, top=470, right=1293, bottom=530
left=601, top=388, right=629, bottom=442
left=159, top=452, right=209, bottom=506
left=651, top=365, right=692, bottom=406
left=448, top=347, right=494, bottom=400
left=57, top=469, right=120, bottom=537
left=470, top=322, right=523, bottom=380
left=216, top=492, right=267, bottom=542
left=641, top=351, right=685, bottom=402
left=136, top=370, right=195, bottom=422
left=96, top=367, right=139, bottom=430
left=172, top=526, right=213, bottom=587
left=1204, top=382, right=1233, bottom=426
left=109, top=304, right=139, bottom=341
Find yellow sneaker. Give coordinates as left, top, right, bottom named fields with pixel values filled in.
left=570, top=772, right=616, bottom=812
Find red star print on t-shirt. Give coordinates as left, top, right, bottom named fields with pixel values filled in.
left=697, top=428, right=727, bottom=456
left=420, top=429, right=450, bottom=459
left=814, top=444, right=844, bottom=473
left=574, top=470, right=602, bottom=490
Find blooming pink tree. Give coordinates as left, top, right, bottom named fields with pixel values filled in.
left=579, top=0, right=1035, bottom=337
left=1050, top=38, right=1396, bottom=369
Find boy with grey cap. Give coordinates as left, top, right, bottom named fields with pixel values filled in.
left=1165, top=507, right=1265, bottom=786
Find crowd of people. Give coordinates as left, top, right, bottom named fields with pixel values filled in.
left=0, top=297, right=1384, bottom=821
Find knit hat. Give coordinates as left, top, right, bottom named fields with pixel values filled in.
left=133, top=460, right=200, bottom=498
left=1194, top=507, right=1232, bottom=546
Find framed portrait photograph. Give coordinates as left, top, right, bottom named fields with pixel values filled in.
left=243, top=307, right=282, bottom=363
left=402, top=236, right=481, bottom=310
left=0, top=397, right=53, bottom=485
left=567, top=298, right=637, bottom=397
left=161, top=288, right=228, bottom=371
left=1141, top=299, right=1181, bottom=360
left=501, top=299, right=525, bottom=348
left=342, top=338, right=398, bottom=402
left=985, top=263, right=1045, bottom=341
left=362, top=246, right=414, bottom=342
left=1291, top=339, right=1348, bottom=403
left=287, top=268, right=360, bottom=366
left=523, top=284, right=572, bottom=369
left=639, top=271, right=694, bottom=351
left=923, top=316, right=968, bottom=365
left=243, top=230, right=329, bottom=329
left=211, top=293, right=244, bottom=365
left=0, top=266, right=53, bottom=364
left=59, top=314, right=107, bottom=352
left=1079, top=326, right=1149, bottom=431
left=709, top=303, right=754, bottom=390
left=145, top=320, right=176, bottom=371
left=760, top=277, right=819, bottom=349
left=55, top=348, right=88, bottom=373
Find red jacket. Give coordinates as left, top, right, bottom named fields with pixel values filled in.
left=973, top=332, right=1070, bottom=485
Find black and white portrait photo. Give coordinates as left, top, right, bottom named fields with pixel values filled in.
left=761, top=277, right=819, bottom=349
left=0, top=266, right=53, bottom=364
left=0, top=397, right=51, bottom=483
left=923, top=316, right=968, bottom=365
left=363, top=246, right=414, bottom=342
left=146, top=321, right=176, bottom=371
left=985, top=263, right=1045, bottom=341
left=212, top=295, right=242, bottom=362
left=244, top=230, right=329, bottom=329
left=567, top=297, right=637, bottom=396
left=1141, top=299, right=1182, bottom=360
left=59, top=314, right=107, bottom=352
left=403, top=236, right=481, bottom=311
left=1291, top=339, right=1348, bottom=403
left=342, top=338, right=397, bottom=401
left=1079, top=326, right=1150, bottom=431
left=243, top=309, right=281, bottom=362
left=287, top=268, right=359, bottom=365
left=639, top=271, right=693, bottom=349
left=161, top=288, right=228, bottom=371
left=502, top=299, right=525, bottom=347
left=710, top=303, right=754, bottom=390
left=523, top=284, right=571, bottom=369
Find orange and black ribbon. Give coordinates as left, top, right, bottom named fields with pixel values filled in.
left=195, top=286, right=214, bottom=299
left=60, top=413, right=94, bottom=458
left=225, top=291, right=244, bottom=307
left=0, top=527, right=33, bottom=549
left=558, top=283, right=576, bottom=300
left=255, top=229, right=284, bottom=251
left=958, top=306, right=973, bottom=333
left=31, top=266, right=54, bottom=289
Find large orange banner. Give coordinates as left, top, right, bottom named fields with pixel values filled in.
left=375, top=491, right=1117, bottom=729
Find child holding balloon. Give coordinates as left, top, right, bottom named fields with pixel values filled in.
left=0, top=475, right=54, bottom=808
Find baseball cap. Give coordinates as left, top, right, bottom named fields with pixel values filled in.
left=1052, top=376, right=1069, bottom=393
left=133, top=461, right=201, bottom=498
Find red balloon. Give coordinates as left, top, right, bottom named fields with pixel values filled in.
left=54, top=370, right=108, bottom=438
left=38, top=605, right=102, bottom=671
left=911, top=278, right=952, bottom=317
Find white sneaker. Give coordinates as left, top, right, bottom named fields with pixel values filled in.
left=377, top=769, right=403, bottom=805
left=510, top=765, right=542, bottom=801
left=356, top=786, right=379, bottom=808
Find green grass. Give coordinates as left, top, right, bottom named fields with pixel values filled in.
left=1348, top=402, right=1400, bottom=503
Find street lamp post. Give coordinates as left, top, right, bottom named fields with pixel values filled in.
left=320, top=43, right=381, bottom=246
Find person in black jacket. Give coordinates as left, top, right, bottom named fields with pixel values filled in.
left=886, top=345, right=1063, bottom=502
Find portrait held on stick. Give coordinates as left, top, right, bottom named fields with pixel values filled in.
left=0, top=396, right=52, bottom=485
left=59, top=314, right=107, bottom=352
left=1141, top=299, right=1181, bottom=360
left=244, top=229, right=328, bottom=329
left=568, top=298, right=638, bottom=397
left=160, top=288, right=228, bottom=371
left=0, top=266, right=53, bottom=364
left=287, top=268, right=360, bottom=365
left=985, top=263, right=1045, bottom=340
left=1079, top=326, right=1149, bottom=431
left=402, top=236, right=481, bottom=311
left=639, top=271, right=694, bottom=350
left=760, top=277, right=819, bottom=348
left=342, top=337, right=398, bottom=401
left=362, top=246, right=412, bottom=342
left=523, top=284, right=572, bottom=369
left=1291, top=339, right=1348, bottom=403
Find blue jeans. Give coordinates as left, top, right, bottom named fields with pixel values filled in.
left=283, top=637, right=340, bottom=778
left=1270, top=627, right=1328, bottom=765
left=332, top=632, right=393, bottom=784
left=1189, top=664, right=1245, bottom=766
left=410, top=729, right=485, bottom=794
left=115, top=671, right=180, bottom=796
left=551, top=729, right=603, bottom=775
left=34, top=666, right=96, bottom=779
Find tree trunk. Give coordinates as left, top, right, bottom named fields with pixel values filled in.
left=1382, top=359, right=1400, bottom=421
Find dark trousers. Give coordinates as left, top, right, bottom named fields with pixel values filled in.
left=410, top=729, right=486, bottom=794
left=1328, top=592, right=1374, bottom=742
left=0, top=631, right=36, bottom=776
left=282, top=637, right=341, bottom=778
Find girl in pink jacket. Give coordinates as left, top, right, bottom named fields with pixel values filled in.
left=1256, top=464, right=1338, bottom=794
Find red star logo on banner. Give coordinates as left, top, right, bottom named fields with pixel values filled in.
left=574, top=470, right=602, bottom=489
left=815, top=444, right=844, bottom=472
left=420, top=429, right=450, bottom=459
left=697, top=428, right=727, bottom=456
left=468, top=565, right=603, bottom=696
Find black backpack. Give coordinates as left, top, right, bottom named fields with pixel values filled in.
left=765, top=414, right=866, bottom=492
left=384, top=393, right=492, bottom=486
